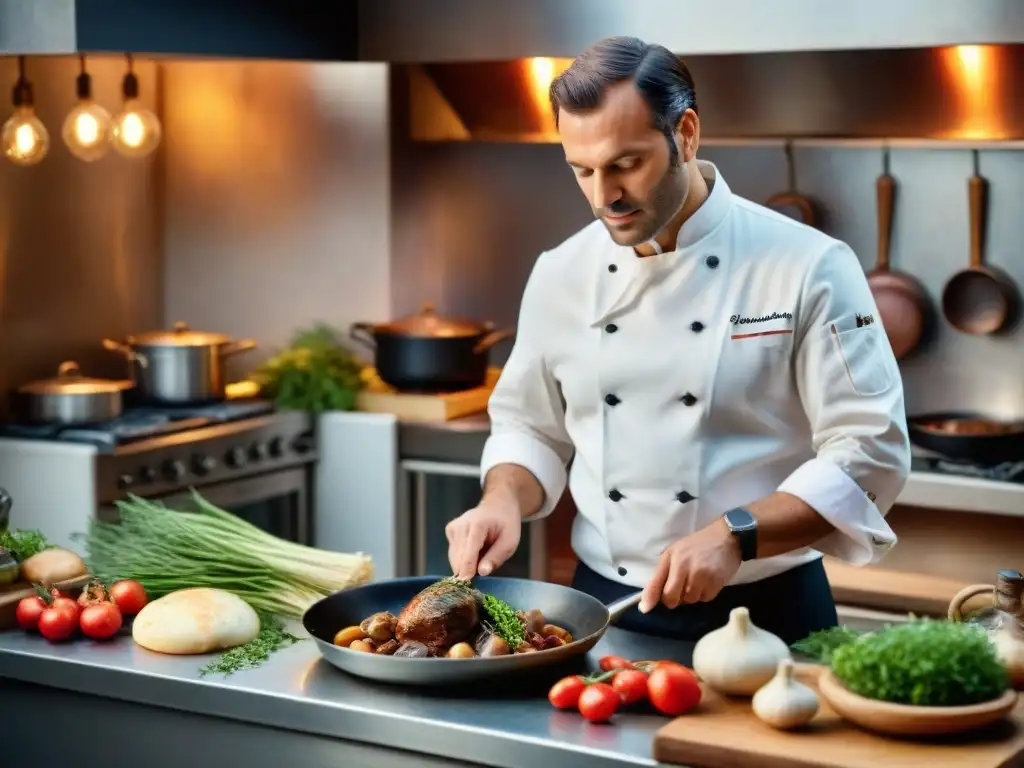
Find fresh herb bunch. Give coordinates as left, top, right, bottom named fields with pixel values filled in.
left=0, top=528, right=50, bottom=562
left=199, top=613, right=302, bottom=677
left=831, top=620, right=1008, bottom=707
left=792, top=626, right=861, bottom=664
left=482, top=594, right=526, bottom=649
left=250, top=325, right=364, bottom=413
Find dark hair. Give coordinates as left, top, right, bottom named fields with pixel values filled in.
left=549, top=36, right=698, bottom=157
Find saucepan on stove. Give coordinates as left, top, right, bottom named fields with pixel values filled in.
left=103, top=321, right=257, bottom=404
left=907, top=411, right=1024, bottom=465
left=302, top=576, right=642, bottom=686
left=350, top=304, right=514, bottom=393
left=12, top=361, right=134, bottom=425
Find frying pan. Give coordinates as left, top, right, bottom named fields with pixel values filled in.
left=302, top=576, right=642, bottom=686
left=866, top=148, right=932, bottom=360
left=765, top=141, right=818, bottom=227
left=942, top=150, right=1020, bottom=335
left=907, top=411, right=1024, bottom=465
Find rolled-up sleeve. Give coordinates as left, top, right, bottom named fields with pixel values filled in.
left=778, top=241, right=911, bottom=565
left=480, top=253, right=574, bottom=521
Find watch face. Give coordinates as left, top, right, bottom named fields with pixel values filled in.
left=725, top=508, right=757, bottom=531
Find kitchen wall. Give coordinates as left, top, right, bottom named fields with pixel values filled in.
left=391, top=140, right=1024, bottom=418
left=0, top=55, right=161, bottom=407
left=161, top=60, right=391, bottom=377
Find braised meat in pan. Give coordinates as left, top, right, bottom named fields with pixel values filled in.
left=331, top=578, right=573, bottom=659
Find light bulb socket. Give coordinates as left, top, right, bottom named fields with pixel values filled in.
left=12, top=78, right=33, bottom=109
left=76, top=72, right=93, bottom=101
left=122, top=72, right=140, bottom=101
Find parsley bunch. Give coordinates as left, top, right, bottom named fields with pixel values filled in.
left=482, top=594, right=526, bottom=649
left=831, top=620, right=1008, bottom=707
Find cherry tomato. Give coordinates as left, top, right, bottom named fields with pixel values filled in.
left=109, top=579, right=148, bottom=616
left=612, top=669, right=649, bottom=705
left=548, top=675, right=588, bottom=709
left=598, top=655, right=633, bottom=672
left=647, top=664, right=702, bottom=716
left=38, top=606, right=78, bottom=642
left=80, top=602, right=123, bottom=640
left=49, top=588, right=73, bottom=600
left=50, top=596, right=81, bottom=621
left=78, top=581, right=110, bottom=607
left=578, top=682, right=620, bottom=723
left=15, top=596, right=47, bottom=631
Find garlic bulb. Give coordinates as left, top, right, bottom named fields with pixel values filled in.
left=752, top=659, right=820, bottom=729
left=692, top=606, right=791, bottom=696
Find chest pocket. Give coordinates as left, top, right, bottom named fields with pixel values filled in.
left=717, top=327, right=795, bottom=406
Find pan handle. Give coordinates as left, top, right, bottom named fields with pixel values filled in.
left=607, top=591, right=643, bottom=622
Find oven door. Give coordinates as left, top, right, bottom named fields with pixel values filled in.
left=99, top=467, right=311, bottom=545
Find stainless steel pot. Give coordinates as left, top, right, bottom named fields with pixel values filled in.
left=14, top=361, right=133, bottom=424
left=103, top=321, right=257, bottom=404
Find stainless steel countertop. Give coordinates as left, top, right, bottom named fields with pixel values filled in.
left=0, top=624, right=694, bottom=768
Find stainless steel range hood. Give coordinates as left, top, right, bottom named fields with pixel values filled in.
left=0, top=0, right=357, bottom=58
left=359, top=0, right=1024, bottom=62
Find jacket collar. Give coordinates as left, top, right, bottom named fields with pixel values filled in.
left=592, top=161, right=733, bottom=325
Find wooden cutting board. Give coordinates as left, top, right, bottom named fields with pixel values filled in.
left=355, top=368, right=500, bottom=422
left=653, top=665, right=1024, bottom=768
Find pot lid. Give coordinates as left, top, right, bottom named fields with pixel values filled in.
left=373, top=303, right=491, bottom=338
left=127, top=321, right=231, bottom=347
left=18, top=362, right=133, bottom=396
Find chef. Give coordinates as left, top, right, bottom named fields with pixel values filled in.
left=446, top=36, right=911, bottom=644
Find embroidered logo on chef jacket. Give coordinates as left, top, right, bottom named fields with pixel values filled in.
left=856, top=313, right=876, bottom=328
left=728, top=311, right=794, bottom=340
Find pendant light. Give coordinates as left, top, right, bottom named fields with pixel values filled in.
left=62, top=56, right=111, bottom=162
left=1, top=56, right=50, bottom=166
left=110, top=53, right=161, bottom=158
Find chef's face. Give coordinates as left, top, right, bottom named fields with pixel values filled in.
left=558, top=81, right=698, bottom=247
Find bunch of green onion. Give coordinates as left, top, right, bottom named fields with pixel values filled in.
left=77, top=492, right=373, bottom=618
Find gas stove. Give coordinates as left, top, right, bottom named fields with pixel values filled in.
left=910, top=447, right=1024, bottom=484
left=0, top=403, right=317, bottom=550
left=0, top=399, right=276, bottom=451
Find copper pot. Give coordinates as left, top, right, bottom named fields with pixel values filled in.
left=350, top=304, right=514, bottom=392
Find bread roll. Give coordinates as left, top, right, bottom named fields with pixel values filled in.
left=132, top=588, right=260, bottom=655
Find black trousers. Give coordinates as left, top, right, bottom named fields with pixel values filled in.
left=571, top=557, right=838, bottom=646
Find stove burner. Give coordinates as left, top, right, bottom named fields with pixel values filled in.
left=0, top=399, right=275, bottom=450
left=911, top=455, right=1024, bottom=484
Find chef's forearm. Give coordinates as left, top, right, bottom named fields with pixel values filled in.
left=482, top=463, right=546, bottom=520
left=745, top=492, right=838, bottom=559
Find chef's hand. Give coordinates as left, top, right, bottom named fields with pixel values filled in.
left=445, top=499, right=522, bottom=580
left=639, top=520, right=742, bottom=613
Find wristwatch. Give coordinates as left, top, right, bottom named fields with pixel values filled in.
left=723, top=507, right=758, bottom=562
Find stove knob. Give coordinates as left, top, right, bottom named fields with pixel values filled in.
left=162, top=459, right=186, bottom=482
left=192, top=454, right=217, bottom=475
left=117, top=474, right=134, bottom=490
left=291, top=434, right=315, bottom=454
left=249, top=442, right=267, bottom=462
left=139, top=466, right=157, bottom=483
left=267, top=437, right=284, bottom=458
left=226, top=446, right=248, bottom=469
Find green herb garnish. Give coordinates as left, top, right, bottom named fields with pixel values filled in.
left=249, top=325, right=364, bottom=413
left=0, top=528, right=50, bottom=562
left=791, top=626, right=861, bottom=663
left=199, top=613, right=302, bottom=677
left=831, top=620, right=1008, bottom=707
left=482, top=594, right=526, bottom=649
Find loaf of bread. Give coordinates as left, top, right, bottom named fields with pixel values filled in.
left=132, top=588, right=260, bottom=655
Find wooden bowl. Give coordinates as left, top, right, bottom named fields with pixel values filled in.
left=818, top=669, right=1019, bottom=737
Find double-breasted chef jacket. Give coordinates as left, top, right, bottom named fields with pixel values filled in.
left=480, top=160, right=912, bottom=589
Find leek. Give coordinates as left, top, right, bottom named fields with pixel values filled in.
left=76, top=491, right=373, bottom=618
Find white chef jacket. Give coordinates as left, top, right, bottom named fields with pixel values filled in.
left=480, top=160, right=911, bottom=589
